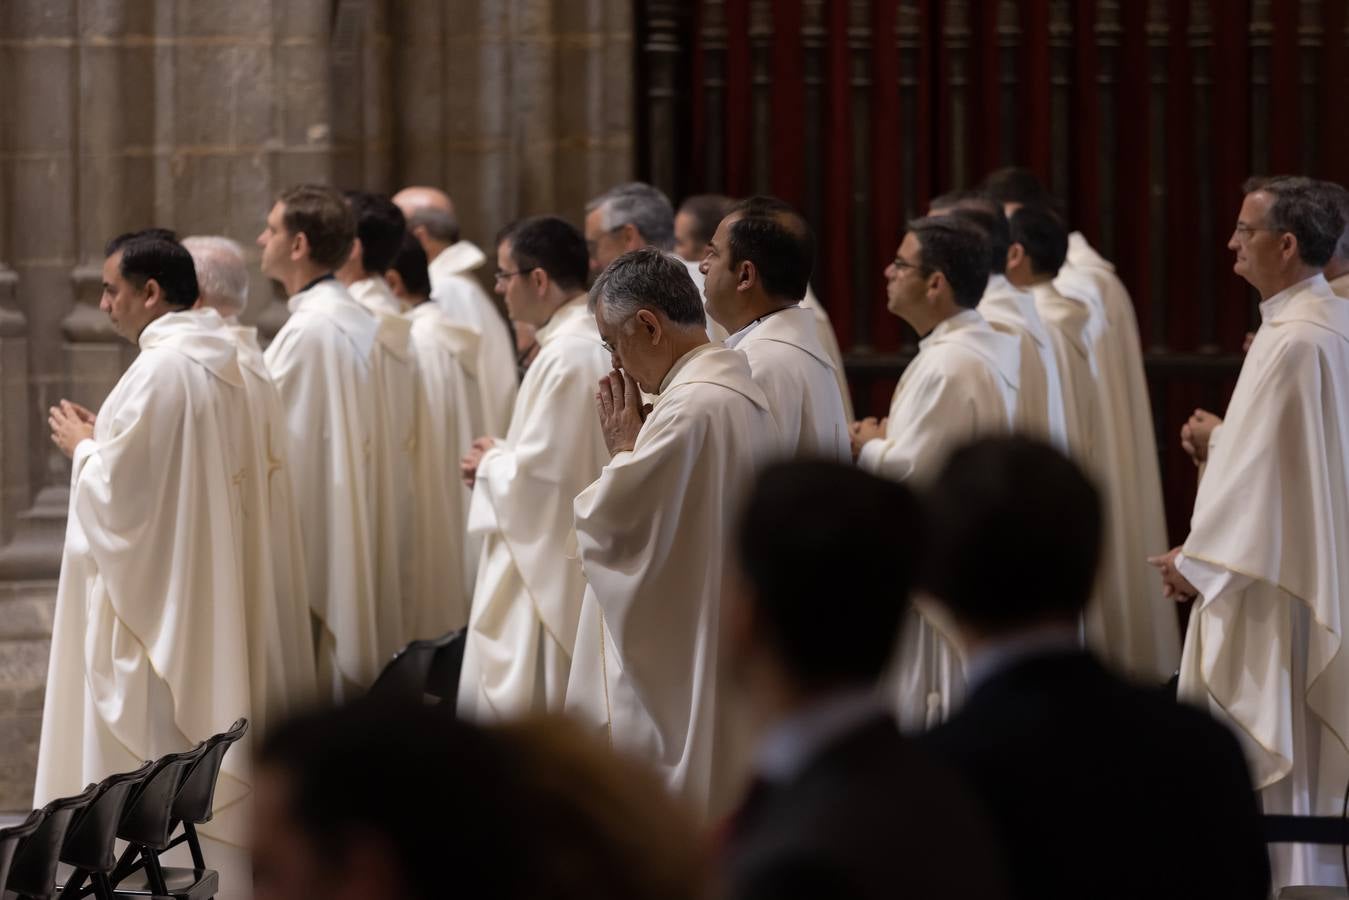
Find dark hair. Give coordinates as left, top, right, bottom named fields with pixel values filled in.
left=105, top=228, right=179, bottom=255
left=280, top=183, right=356, bottom=270
left=405, top=206, right=460, bottom=246
left=388, top=231, right=432, bottom=299
left=677, top=194, right=735, bottom=248
left=1325, top=180, right=1349, bottom=260
left=928, top=189, right=987, bottom=213
left=1241, top=174, right=1345, bottom=268
left=346, top=191, right=407, bottom=274
left=906, top=216, right=991, bottom=309
left=111, top=236, right=200, bottom=309
left=923, top=437, right=1101, bottom=632
left=497, top=216, right=590, bottom=292
left=946, top=205, right=1011, bottom=277
left=981, top=166, right=1059, bottom=213
left=725, top=196, right=815, bottom=301
left=1009, top=204, right=1069, bottom=277
left=589, top=247, right=706, bottom=326
left=586, top=183, right=676, bottom=251
left=737, top=461, right=922, bottom=687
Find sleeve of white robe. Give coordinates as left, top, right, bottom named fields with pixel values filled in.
left=857, top=363, right=973, bottom=483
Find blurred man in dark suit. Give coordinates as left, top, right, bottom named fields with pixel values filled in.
left=918, top=436, right=1269, bottom=900
left=720, top=460, right=1008, bottom=900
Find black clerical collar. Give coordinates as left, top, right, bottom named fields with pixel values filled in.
left=298, top=272, right=336, bottom=295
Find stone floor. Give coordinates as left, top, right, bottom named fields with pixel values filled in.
left=0, top=580, right=55, bottom=813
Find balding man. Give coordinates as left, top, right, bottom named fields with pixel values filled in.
left=566, top=248, right=782, bottom=820
left=185, top=235, right=316, bottom=727
left=674, top=193, right=734, bottom=263
left=394, top=186, right=516, bottom=435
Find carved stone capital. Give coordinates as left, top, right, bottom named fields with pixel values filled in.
left=60, top=265, right=118, bottom=344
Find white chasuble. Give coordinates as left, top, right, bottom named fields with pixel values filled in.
left=228, top=322, right=317, bottom=728
left=406, top=302, right=479, bottom=639
left=352, top=276, right=419, bottom=658
left=729, top=304, right=850, bottom=462
left=1176, top=275, right=1349, bottom=889
left=36, top=310, right=254, bottom=847
left=457, top=297, right=611, bottom=720
left=265, top=278, right=380, bottom=699
left=979, top=275, right=1068, bottom=451
left=428, top=241, right=518, bottom=436
left=1056, top=233, right=1178, bottom=682
left=801, top=287, right=854, bottom=421
left=857, top=309, right=1019, bottom=730
left=566, top=344, right=782, bottom=820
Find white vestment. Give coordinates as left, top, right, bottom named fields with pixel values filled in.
left=429, top=241, right=517, bottom=436
left=1177, top=275, right=1349, bottom=889
left=265, top=278, right=380, bottom=698
left=857, top=309, right=1019, bottom=729
left=727, top=304, right=849, bottom=462
left=35, top=311, right=254, bottom=847
left=1330, top=271, right=1349, bottom=298
left=979, top=275, right=1068, bottom=451
left=226, top=322, right=317, bottom=729
left=458, top=297, right=611, bottom=720
left=1056, top=233, right=1178, bottom=682
left=801, top=287, right=854, bottom=421
left=406, top=301, right=479, bottom=639
left=566, top=344, right=782, bottom=820
left=351, top=276, right=419, bottom=658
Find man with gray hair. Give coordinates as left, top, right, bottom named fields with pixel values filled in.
left=565, top=247, right=781, bottom=821
left=183, top=234, right=318, bottom=729
left=1324, top=180, right=1349, bottom=297
left=1149, top=175, right=1349, bottom=892
left=393, top=185, right=517, bottom=435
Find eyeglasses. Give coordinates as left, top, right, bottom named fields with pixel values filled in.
left=890, top=255, right=922, bottom=272
left=1231, top=224, right=1279, bottom=242
left=598, top=311, right=637, bottom=356
left=586, top=226, right=628, bottom=257
left=493, top=266, right=538, bottom=284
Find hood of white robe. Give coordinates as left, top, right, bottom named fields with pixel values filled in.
left=349, top=275, right=404, bottom=316
left=288, top=278, right=378, bottom=361
left=1067, top=232, right=1114, bottom=273
left=736, top=304, right=837, bottom=370
left=536, top=294, right=599, bottom=347
left=657, top=342, right=770, bottom=411
left=408, top=302, right=480, bottom=375
left=1265, top=275, right=1349, bottom=340
left=139, top=308, right=244, bottom=388
left=979, top=275, right=1051, bottom=352
left=429, top=240, right=487, bottom=279
left=922, top=309, right=1021, bottom=393
left=1330, top=271, right=1349, bottom=298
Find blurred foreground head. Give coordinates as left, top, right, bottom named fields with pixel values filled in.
left=253, top=703, right=703, bottom=900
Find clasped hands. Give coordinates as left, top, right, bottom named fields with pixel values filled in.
left=849, top=417, right=887, bottom=461
left=1179, top=408, right=1222, bottom=466
left=460, top=436, right=497, bottom=488
left=596, top=369, right=650, bottom=456
left=49, top=400, right=96, bottom=459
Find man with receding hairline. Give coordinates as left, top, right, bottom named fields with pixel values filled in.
left=566, top=247, right=782, bottom=820
left=393, top=185, right=516, bottom=436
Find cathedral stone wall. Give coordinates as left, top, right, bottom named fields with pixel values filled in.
left=0, top=0, right=633, bottom=810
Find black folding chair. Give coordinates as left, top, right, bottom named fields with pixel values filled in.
left=107, top=745, right=217, bottom=900
left=0, top=809, right=43, bottom=896
left=6, top=783, right=99, bottom=900
left=1263, top=814, right=1349, bottom=899
left=370, top=629, right=463, bottom=703
left=56, top=761, right=155, bottom=900
left=163, top=718, right=249, bottom=871
left=426, top=629, right=466, bottom=708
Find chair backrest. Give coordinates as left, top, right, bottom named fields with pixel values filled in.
left=172, top=718, right=249, bottom=826
left=370, top=631, right=460, bottom=701
left=7, top=783, right=99, bottom=899
left=59, top=760, right=155, bottom=874
left=426, top=629, right=466, bottom=707
left=0, top=809, right=43, bottom=896
left=117, top=745, right=207, bottom=851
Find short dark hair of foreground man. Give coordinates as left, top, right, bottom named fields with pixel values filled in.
left=721, top=460, right=1009, bottom=900
left=917, top=437, right=1270, bottom=900
left=252, top=703, right=703, bottom=900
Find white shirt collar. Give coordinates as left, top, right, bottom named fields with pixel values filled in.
left=754, top=688, right=889, bottom=783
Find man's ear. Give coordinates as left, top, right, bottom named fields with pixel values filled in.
left=635, top=308, right=662, bottom=345
left=385, top=268, right=406, bottom=296
left=620, top=223, right=644, bottom=252
left=1281, top=233, right=1299, bottom=266
left=143, top=277, right=164, bottom=310
left=1006, top=242, right=1025, bottom=272
left=926, top=270, right=946, bottom=302
left=530, top=266, right=549, bottom=294
left=290, top=230, right=310, bottom=263
left=737, top=260, right=757, bottom=292
left=347, top=237, right=363, bottom=267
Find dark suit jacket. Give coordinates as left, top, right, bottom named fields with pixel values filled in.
left=919, top=651, right=1270, bottom=900
left=725, top=714, right=1009, bottom=900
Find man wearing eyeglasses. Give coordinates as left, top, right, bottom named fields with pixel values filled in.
left=457, top=217, right=611, bottom=721
left=1150, top=175, right=1349, bottom=892
left=851, top=216, right=1021, bottom=731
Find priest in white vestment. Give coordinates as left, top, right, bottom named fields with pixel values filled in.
left=983, top=168, right=1177, bottom=684
left=339, top=192, right=419, bottom=655
left=185, top=235, right=317, bottom=729
left=37, top=235, right=255, bottom=854
left=260, top=185, right=381, bottom=700
left=700, top=196, right=849, bottom=461
left=393, top=185, right=516, bottom=437
left=385, top=233, right=479, bottom=640
left=566, top=248, right=782, bottom=820
left=1327, top=182, right=1348, bottom=297
left=456, top=217, right=611, bottom=720
left=850, top=217, right=1019, bottom=730
left=1151, top=177, right=1349, bottom=890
